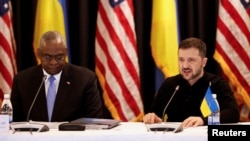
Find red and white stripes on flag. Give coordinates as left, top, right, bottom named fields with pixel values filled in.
left=0, top=0, right=17, bottom=100
left=95, top=0, right=144, bottom=121
left=214, top=0, right=250, bottom=121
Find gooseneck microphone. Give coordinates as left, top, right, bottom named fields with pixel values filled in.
left=162, top=85, right=180, bottom=122
left=10, top=75, right=49, bottom=133
left=26, top=75, right=47, bottom=122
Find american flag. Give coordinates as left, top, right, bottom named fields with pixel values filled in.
left=95, top=0, right=144, bottom=121
left=214, top=0, right=250, bottom=121
left=0, top=0, right=16, bottom=102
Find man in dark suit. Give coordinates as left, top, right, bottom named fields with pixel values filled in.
left=10, top=31, right=104, bottom=122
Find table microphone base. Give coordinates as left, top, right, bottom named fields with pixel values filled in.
left=10, top=122, right=49, bottom=132
left=145, top=122, right=183, bottom=133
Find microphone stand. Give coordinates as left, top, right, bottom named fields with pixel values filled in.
left=146, top=85, right=183, bottom=133
left=11, top=76, right=49, bottom=134
left=162, top=85, right=180, bottom=122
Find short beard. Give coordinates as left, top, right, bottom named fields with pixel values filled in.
left=181, top=68, right=203, bottom=82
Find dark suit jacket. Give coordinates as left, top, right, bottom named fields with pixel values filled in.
left=11, top=63, right=104, bottom=122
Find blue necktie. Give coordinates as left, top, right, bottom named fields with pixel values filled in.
left=47, top=76, right=56, bottom=121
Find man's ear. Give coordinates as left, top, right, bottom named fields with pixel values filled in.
left=64, top=48, right=68, bottom=56
left=202, top=57, right=208, bottom=67
left=37, top=48, right=42, bottom=58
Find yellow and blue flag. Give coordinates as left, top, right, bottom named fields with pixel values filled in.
left=33, top=0, right=70, bottom=64
left=200, top=86, right=219, bottom=117
left=150, top=0, right=180, bottom=92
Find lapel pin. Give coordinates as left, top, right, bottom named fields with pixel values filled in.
left=66, top=81, right=71, bottom=85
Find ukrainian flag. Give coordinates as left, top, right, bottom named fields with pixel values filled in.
left=150, top=0, right=179, bottom=91
left=33, top=0, right=70, bottom=64
left=200, top=86, right=219, bottom=117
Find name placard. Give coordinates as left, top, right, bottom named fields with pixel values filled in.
left=0, top=115, right=9, bottom=132
left=208, top=124, right=250, bottom=140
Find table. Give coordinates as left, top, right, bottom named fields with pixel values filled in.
left=0, top=122, right=208, bottom=141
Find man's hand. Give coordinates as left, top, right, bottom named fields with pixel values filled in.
left=143, top=113, right=162, bottom=124
left=181, top=116, right=204, bottom=127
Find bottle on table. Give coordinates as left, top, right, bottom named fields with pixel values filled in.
left=208, top=94, right=220, bottom=125
left=1, top=93, right=13, bottom=123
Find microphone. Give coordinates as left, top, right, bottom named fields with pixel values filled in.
left=26, top=75, right=47, bottom=121
left=10, top=75, right=49, bottom=133
left=162, top=85, right=180, bottom=122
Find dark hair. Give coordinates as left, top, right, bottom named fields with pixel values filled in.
left=179, top=37, right=207, bottom=57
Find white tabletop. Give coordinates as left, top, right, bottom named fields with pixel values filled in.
left=0, top=121, right=210, bottom=141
